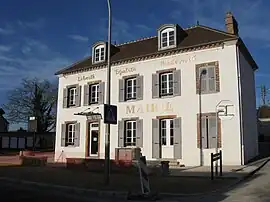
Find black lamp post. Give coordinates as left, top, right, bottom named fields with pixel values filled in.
left=199, top=69, right=207, bottom=166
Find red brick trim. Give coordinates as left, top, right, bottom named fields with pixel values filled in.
left=196, top=61, right=220, bottom=94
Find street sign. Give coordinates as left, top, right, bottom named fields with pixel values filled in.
left=104, top=104, right=117, bottom=124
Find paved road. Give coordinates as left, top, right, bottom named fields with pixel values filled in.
left=1, top=160, right=270, bottom=202
left=186, top=160, right=270, bottom=202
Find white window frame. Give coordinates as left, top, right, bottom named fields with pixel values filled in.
left=160, top=28, right=175, bottom=49
left=124, top=120, right=136, bottom=147
left=94, top=45, right=105, bottom=63
left=89, top=83, right=99, bottom=104
left=68, top=87, right=76, bottom=107
left=160, top=119, right=174, bottom=146
left=66, top=123, right=75, bottom=146
left=125, top=77, right=137, bottom=100
left=160, top=72, right=173, bottom=96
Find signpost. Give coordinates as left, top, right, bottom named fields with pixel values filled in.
left=103, top=104, right=117, bottom=125
left=210, top=150, right=222, bottom=180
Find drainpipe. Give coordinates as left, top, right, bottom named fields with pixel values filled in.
left=235, top=44, right=244, bottom=165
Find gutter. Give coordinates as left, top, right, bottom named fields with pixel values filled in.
left=236, top=45, right=244, bottom=165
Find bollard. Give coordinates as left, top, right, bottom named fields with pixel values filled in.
left=161, top=161, right=170, bottom=176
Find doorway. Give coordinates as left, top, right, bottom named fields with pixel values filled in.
left=160, top=119, right=174, bottom=159
left=87, top=122, right=99, bottom=157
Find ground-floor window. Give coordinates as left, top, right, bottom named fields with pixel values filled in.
left=124, top=120, right=137, bottom=146
left=160, top=119, right=174, bottom=146
left=201, top=114, right=218, bottom=149
left=66, top=123, right=76, bottom=146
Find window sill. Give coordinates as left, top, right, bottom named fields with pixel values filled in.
left=159, top=45, right=177, bottom=51
left=124, top=98, right=138, bottom=103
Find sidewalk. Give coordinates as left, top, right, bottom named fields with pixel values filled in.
left=0, top=153, right=268, bottom=196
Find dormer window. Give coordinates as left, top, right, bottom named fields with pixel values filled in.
left=157, top=24, right=179, bottom=51
left=161, top=28, right=175, bottom=48
left=94, top=45, right=105, bottom=63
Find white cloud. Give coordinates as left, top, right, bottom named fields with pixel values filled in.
left=68, top=34, right=89, bottom=42
left=0, top=38, right=70, bottom=91
left=0, top=27, right=13, bottom=35
left=0, top=45, right=12, bottom=52
left=17, top=18, right=46, bottom=30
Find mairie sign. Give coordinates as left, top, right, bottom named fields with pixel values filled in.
left=103, top=104, right=117, bottom=125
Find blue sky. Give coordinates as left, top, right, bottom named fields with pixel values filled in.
left=0, top=0, right=270, bottom=129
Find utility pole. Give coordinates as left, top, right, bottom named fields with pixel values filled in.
left=104, top=0, right=112, bottom=185
left=261, top=85, right=267, bottom=106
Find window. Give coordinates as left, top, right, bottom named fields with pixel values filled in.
left=94, top=45, right=105, bottom=63
left=160, top=28, right=175, bottom=49
left=125, top=77, right=137, bottom=100
left=124, top=120, right=136, bottom=147
left=160, top=72, right=173, bottom=96
left=200, top=114, right=219, bottom=149
left=160, top=119, right=174, bottom=146
left=89, top=84, right=99, bottom=104
left=196, top=62, right=219, bottom=94
left=68, top=87, right=76, bottom=107
left=66, top=123, right=75, bottom=146
left=119, top=75, right=143, bottom=102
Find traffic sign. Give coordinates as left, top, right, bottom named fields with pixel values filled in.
left=104, top=104, right=117, bottom=124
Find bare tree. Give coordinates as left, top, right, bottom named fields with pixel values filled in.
left=3, top=78, right=58, bottom=132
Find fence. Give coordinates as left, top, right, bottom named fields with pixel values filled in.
left=0, top=132, right=55, bottom=151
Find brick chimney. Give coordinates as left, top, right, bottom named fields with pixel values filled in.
left=225, top=12, right=239, bottom=35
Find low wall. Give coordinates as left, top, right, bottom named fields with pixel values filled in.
left=66, top=158, right=138, bottom=173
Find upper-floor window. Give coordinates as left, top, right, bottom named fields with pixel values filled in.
left=90, top=83, right=99, bottom=104
left=158, top=25, right=177, bottom=50
left=160, top=72, right=173, bottom=96
left=161, top=28, right=175, bottom=48
left=83, top=82, right=105, bottom=106
left=152, top=69, right=181, bottom=98
left=94, top=45, right=105, bottom=63
left=68, top=87, right=76, bottom=107
left=125, top=77, right=137, bottom=100
left=63, top=85, right=81, bottom=108
left=119, top=75, right=143, bottom=102
left=196, top=61, right=220, bottom=94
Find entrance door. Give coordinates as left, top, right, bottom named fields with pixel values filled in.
left=160, top=119, right=174, bottom=159
left=88, top=122, right=99, bottom=156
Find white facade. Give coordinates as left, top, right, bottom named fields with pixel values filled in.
left=54, top=39, right=258, bottom=166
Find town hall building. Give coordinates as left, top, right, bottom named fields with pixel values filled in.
left=54, top=12, right=258, bottom=166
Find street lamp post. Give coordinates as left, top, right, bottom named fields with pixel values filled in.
left=104, top=0, right=112, bottom=185
left=199, top=69, right=207, bottom=166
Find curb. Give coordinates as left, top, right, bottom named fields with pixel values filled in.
left=0, top=158, right=269, bottom=200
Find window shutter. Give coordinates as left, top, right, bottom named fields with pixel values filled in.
left=83, top=85, right=90, bottom=106
left=74, top=123, right=80, bottom=147
left=201, top=116, right=208, bottom=149
left=208, top=116, right=217, bottom=149
left=63, top=88, right=68, bottom=108
left=207, top=67, right=216, bottom=92
left=75, top=85, right=81, bottom=107
left=152, top=73, right=159, bottom=99
left=136, top=119, right=143, bottom=147
left=152, top=119, right=160, bottom=158
left=173, top=117, right=182, bottom=159
left=200, top=78, right=207, bottom=93
left=119, top=79, right=125, bottom=102
left=173, top=69, right=181, bottom=96
left=98, top=82, right=105, bottom=104
left=61, top=124, right=66, bottom=147
left=136, top=75, right=144, bottom=100
left=118, top=120, right=124, bottom=147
